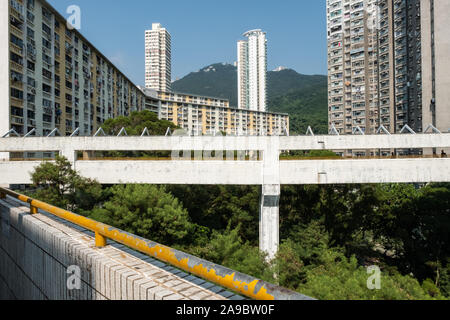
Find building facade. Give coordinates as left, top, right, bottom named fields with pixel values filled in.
left=145, top=23, right=171, bottom=92
left=327, top=0, right=450, bottom=138
left=237, top=30, right=267, bottom=112
left=2, top=0, right=146, bottom=143
left=142, top=89, right=289, bottom=136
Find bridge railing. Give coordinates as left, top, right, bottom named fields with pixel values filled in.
left=0, top=187, right=313, bottom=301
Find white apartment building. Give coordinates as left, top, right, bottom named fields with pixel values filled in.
left=237, top=30, right=267, bottom=112
left=141, top=88, right=289, bottom=137
left=145, top=23, right=171, bottom=92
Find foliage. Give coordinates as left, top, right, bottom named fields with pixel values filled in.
left=167, top=185, right=260, bottom=244
left=298, top=249, right=440, bottom=300
left=187, top=225, right=275, bottom=282
left=101, top=110, right=177, bottom=136
left=30, top=155, right=103, bottom=212
left=89, top=184, right=194, bottom=246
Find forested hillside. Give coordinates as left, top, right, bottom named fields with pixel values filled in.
left=172, top=63, right=328, bottom=134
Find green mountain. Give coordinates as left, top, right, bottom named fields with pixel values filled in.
left=172, top=63, right=238, bottom=104
left=172, top=63, right=328, bottom=134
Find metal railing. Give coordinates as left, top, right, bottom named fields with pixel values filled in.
left=0, top=187, right=313, bottom=301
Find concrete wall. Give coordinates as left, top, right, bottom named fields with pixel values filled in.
left=0, top=197, right=243, bottom=300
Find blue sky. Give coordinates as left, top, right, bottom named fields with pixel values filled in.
left=48, top=0, right=327, bottom=86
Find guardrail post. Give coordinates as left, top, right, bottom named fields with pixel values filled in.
left=30, top=204, right=38, bottom=214
left=95, top=232, right=107, bottom=247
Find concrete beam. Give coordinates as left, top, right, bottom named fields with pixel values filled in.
left=279, top=158, right=450, bottom=185
left=0, top=134, right=449, bottom=153
left=1, top=158, right=450, bottom=185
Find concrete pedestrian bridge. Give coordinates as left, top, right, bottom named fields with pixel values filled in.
left=0, top=133, right=449, bottom=298
left=1, top=133, right=450, bottom=260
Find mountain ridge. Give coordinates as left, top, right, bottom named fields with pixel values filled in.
left=172, top=63, right=328, bottom=134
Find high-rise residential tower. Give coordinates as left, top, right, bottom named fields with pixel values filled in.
left=327, top=0, right=450, bottom=138
left=237, top=30, right=267, bottom=112
left=1, top=0, right=146, bottom=144
left=145, top=23, right=171, bottom=92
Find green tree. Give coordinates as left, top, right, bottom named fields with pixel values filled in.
left=167, top=185, right=260, bottom=244
left=298, top=249, right=443, bottom=300
left=188, top=225, right=274, bottom=282
left=89, top=184, right=194, bottom=246
left=101, top=110, right=177, bottom=136
left=30, top=155, right=103, bottom=212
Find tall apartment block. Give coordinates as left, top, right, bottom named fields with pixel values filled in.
left=145, top=23, right=171, bottom=92
left=237, top=30, right=267, bottom=112
left=327, top=0, right=450, bottom=138
left=1, top=0, right=146, bottom=144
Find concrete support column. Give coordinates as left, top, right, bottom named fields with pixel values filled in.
left=260, top=136, right=281, bottom=260
left=61, top=149, right=77, bottom=169
left=260, top=184, right=280, bottom=261
left=82, top=151, right=95, bottom=160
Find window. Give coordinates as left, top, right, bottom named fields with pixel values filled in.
left=43, top=53, right=52, bottom=65
left=11, top=106, right=23, bottom=117
left=10, top=33, right=24, bottom=48
left=10, top=52, right=23, bottom=65
left=27, top=110, right=35, bottom=119
left=27, top=77, right=35, bottom=87
left=42, top=23, right=51, bottom=35
left=27, top=11, right=34, bottom=23
left=42, top=37, right=51, bottom=49
left=43, top=114, right=52, bottom=123
left=42, top=83, right=51, bottom=93
left=42, top=68, right=52, bottom=79
left=42, top=7, right=52, bottom=21
left=11, top=70, right=23, bottom=82
left=42, top=98, right=52, bottom=107
left=27, top=60, right=35, bottom=71
left=27, top=27, right=34, bottom=39
left=11, top=88, right=24, bottom=100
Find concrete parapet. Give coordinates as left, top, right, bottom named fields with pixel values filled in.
left=0, top=197, right=242, bottom=300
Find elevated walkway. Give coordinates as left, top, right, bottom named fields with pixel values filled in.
left=0, top=189, right=312, bottom=300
